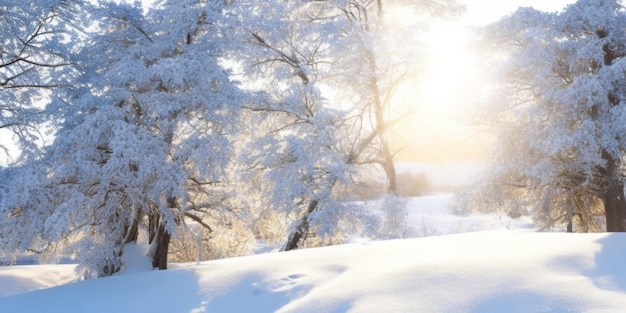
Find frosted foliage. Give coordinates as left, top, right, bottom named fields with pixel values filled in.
left=232, top=0, right=355, bottom=243
left=1, top=0, right=244, bottom=276
left=310, top=195, right=408, bottom=242
left=252, top=210, right=287, bottom=242
left=237, top=83, right=351, bottom=236
left=466, top=0, right=626, bottom=229
left=169, top=219, right=255, bottom=263
left=0, top=1, right=84, bottom=160
left=0, top=165, right=52, bottom=260
left=0, top=0, right=461, bottom=268
left=43, top=100, right=187, bottom=276
left=230, top=0, right=460, bottom=245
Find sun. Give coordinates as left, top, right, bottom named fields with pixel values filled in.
left=389, top=0, right=578, bottom=164
left=421, top=21, right=476, bottom=103
left=390, top=19, right=489, bottom=163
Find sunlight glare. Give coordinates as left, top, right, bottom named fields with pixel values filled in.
left=392, top=19, right=487, bottom=163
left=418, top=21, right=475, bottom=111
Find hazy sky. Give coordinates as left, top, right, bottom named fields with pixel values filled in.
left=393, top=0, right=578, bottom=163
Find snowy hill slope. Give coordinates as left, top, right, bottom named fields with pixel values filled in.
left=2, top=231, right=626, bottom=313
left=0, top=264, right=77, bottom=297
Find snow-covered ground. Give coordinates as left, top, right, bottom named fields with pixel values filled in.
left=406, top=194, right=532, bottom=236
left=2, top=195, right=626, bottom=313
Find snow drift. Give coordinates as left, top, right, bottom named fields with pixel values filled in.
left=2, top=230, right=626, bottom=313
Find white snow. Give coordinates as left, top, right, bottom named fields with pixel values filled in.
left=120, top=243, right=153, bottom=274
left=406, top=194, right=533, bottom=235
left=0, top=264, right=78, bottom=297
left=1, top=195, right=626, bottom=312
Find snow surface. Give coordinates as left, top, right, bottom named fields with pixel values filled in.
left=2, top=195, right=626, bottom=312
left=406, top=194, right=533, bottom=235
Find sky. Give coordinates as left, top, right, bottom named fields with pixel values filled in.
left=392, top=0, right=577, bottom=163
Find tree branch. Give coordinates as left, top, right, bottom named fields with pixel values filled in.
left=183, top=212, right=213, bottom=233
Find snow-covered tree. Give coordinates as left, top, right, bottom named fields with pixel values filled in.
left=232, top=0, right=462, bottom=249
left=1, top=0, right=247, bottom=275
left=0, top=0, right=91, bottom=266
left=230, top=1, right=353, bottom=250
left=463, top=0, right=626, bottom=232
left=305, top=0, right=462, bottom=194
left=0, top=0, right=467, bottom=270
left=282, top=0, right=462, bottom=246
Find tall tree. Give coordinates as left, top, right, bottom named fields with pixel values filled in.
left=464, top=0, right=626, bottom=231
left=307, top=0, right=461, bottom=194
left=0, top=0, right=88, bottom=265
left=235, top=0, right=462, bottom=250
left=1, top=0, right=246, bottom=275
left=233, top=1, right=356, bottom=250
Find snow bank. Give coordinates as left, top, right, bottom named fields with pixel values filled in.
left=2, top=231, right=626, bottom=312
left=0, top=264, right=78, bottom=297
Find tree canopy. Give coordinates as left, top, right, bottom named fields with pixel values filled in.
left=462, top=0, right=626, bottom=232
left=0, top=0, right=464, bottom=275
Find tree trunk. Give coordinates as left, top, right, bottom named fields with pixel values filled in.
left=148, top=212, right=171, bottom=269
left=368, top=70, right=397, bottom=194
left=566, top=214, right=573, bottom=233
left=604, top=178, right=626, bottom=232
left=603, top=153, right=626, bottom=232
left=382, top=160, right=397, bottom=195
left=284, top=200, right=318, bottom=251
left=122, top=211, right=140, bottom=245
left=151, top=223, right=171, bottom=269
left=598, top=32, right=626, bottom=231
